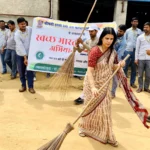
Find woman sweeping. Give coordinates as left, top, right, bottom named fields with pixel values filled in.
left=79, top=27, right=125, bottom=147
left=38, top=27, right=149, bottom=150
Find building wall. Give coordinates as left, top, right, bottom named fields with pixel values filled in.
left=52, top=0, right=59, bottom=19
left=113, top=0, right=128, bottom=26
left=0, top=0, right=51, bottom=26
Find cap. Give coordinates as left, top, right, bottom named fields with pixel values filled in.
left=87, top=24, right=99, bottom=31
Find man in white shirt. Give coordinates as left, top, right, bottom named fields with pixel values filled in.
left=15, top=17, right=35, bottom=94
left=0, top=20, right=8, bottom=74
left=135, top=22, right=150, bottom=93
left=123, top=17, right=142, bottom=88
left=4, top=20, right=17, bottom=79
left=74, top=24, right=99, bottom=105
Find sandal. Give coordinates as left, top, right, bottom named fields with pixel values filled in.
left=108, top=140, right=118, bottom=147
left=79, top=131, right=86, bottom=137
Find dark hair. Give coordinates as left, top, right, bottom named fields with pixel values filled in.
left=7, top=20, right=15, bottom=25
left=25, top=20, right=28, bottom=26
left=98, top=27, right=117, bottom=49
left=0, top=20, right=5, bottom=23
left=17, top=17, right=26, bottom=24
left=118, top=24, right=126, bottom=32
left=131, top=17, right=138, bottom=22
left=97, top=27, right=117, bottom=62
left=144, top=22, right=150, bottom=26
left=5, top=25, right=9, bottom=29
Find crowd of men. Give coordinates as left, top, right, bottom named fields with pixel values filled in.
left=0, top=17, right=150, bottom=122
left=0, top=18, right=51, bottom=94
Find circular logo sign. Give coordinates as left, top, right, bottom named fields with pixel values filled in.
left=36, top=51, right=44, bottom=60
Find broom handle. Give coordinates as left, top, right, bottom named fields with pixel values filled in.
left=79, top=0, right=97, bottom=38
left=73, top=54, right=130, bottom=125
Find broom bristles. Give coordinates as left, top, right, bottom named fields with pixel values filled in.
left=48, top=52, right=75, bottom=101
left=38, top=123, right=74, bottom=150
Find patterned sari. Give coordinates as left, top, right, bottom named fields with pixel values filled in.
left=79, top=46, right=117, bottom=145
left=79, top=46, right=149, bottom=146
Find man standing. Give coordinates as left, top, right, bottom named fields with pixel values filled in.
left=0, top=20, right=8, bottom=74
left=135, top=22, right=150, bottom=93
left=111, top=24, right=126, bottom=98
left=4, top=20, right=17, bottom=79
left=15, top=17, right=35, bottom=94
left=123, top=17, right=142, bottom=88
left=74, top=24, right=99, bottom=105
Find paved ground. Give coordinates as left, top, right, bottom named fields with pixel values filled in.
left=0, top=73, right=150, bottom=150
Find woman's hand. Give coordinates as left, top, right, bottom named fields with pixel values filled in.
left=91, top=87, right=99, bottom=97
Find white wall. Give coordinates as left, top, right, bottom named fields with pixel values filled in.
left=113, top=0, right=128, bottom=26
left=52, top=0, right=59, bottom=19
left=0, top=0, right=51, bottom=26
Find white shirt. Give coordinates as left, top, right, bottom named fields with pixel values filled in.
left=125, top=27, right=142, bottom=52
left=15, top=26, right=32, bottom=56
left=6, top=29, right=17, bottom=50
left=135, top=33, right=150, bottom=60
left=0, top=28, right=9, bottom=49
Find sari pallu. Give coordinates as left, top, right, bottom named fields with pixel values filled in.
left=116, top=68, right=150, bottom=128
left=79, top=48, right=118, bottom=145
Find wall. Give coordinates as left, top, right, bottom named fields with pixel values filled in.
left=113, top=0, right=128, bottom=26
left=0, top=0, right=51, bottom=26
left=51, top=0, right=59, bottom=19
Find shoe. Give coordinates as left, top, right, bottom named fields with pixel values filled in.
left=74, top=97, right=84, bottom=105
left=136, top=88, right=143, bottom=93
left=79, top=131, right=86, bottom=137
left=74, top=76, right=83, bottom=80
left=19, top=87, right=26, bottom=92
left=2, top=71, right=7, bottom=74
left=131, top=84, right=137, bottom=88
left=111, top=95, right=116, bottom=99
left=108, top=140, right=118, bottom=147
left=11, top=76, right=16, bottom=80
left=46, top=73, right=51, bottom=78
left=29, top=88, right=36, bottom=94
left=144, top=89, right=150, bottom=93
left=147, top=116, right=150, bottom=123
left=78, top=77, right=83, bottom=80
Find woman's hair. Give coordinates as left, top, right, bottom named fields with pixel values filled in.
left=97, top=27, right=117, bottom=49
left=97, top=27, right=117, bottom=62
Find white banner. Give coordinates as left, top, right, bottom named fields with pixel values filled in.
left=27, top=17, right=117, bottom=76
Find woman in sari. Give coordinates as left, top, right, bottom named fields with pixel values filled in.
left=79, top=27, right=125, bottom=147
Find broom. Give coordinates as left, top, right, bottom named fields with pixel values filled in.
left=38, top=55, right=130, bottom=150
left=48, top=0, right=98, bottom=101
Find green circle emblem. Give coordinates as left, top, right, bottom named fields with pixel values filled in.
left=36, top=51, right=44, bottom=60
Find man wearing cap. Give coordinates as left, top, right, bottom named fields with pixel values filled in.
left=74, top=24, right=99, bottom=105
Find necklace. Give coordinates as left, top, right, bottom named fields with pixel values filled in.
left=131, top=27, right=137, bottom=37
left=9, top=28, right=16, bottom=38
left=20, top=30, right=28, bottom=38
left=144, top=33, right=150, bottom=43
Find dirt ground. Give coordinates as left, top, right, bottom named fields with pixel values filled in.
left=0, top=72, right=150, bottom=150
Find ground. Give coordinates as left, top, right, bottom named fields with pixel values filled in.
left=0, top=72, right=150, bottom=150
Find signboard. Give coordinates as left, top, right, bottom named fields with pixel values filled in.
left=27, top=17, right=117, bottom=76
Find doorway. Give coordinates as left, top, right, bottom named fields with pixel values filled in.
left=126, top=1, right=150, bottom=30
left=59, top=0, right=116, bottom=23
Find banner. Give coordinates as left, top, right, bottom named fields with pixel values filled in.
left=27, top=17, right=117, bottom=76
